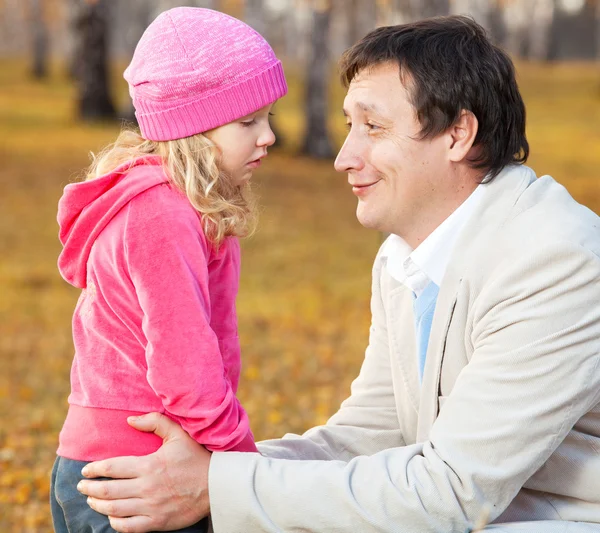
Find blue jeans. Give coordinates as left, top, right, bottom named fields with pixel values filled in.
left=50, top=456, right=209, bottom=533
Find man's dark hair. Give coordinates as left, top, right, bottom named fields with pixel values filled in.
left=339, top=16, right=529, bottom=180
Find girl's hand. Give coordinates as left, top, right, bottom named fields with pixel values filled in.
left=77, top=413, right=211, bottom=533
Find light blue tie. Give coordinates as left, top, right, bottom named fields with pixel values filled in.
left=413, top=281, right=440, bottom=383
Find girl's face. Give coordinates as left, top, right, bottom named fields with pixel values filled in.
left=204, top=103, right=276, bottom=186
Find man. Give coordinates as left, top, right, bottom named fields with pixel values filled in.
left=77, top=16, right=600, bottom=533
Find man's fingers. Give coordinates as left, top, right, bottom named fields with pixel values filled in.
left=78, top=477, right=143, bottom=500
left=108, top=514, right=158, bottom=533
left=127, top=412, right=187, bottom=442
left=87, top=496, right=148, bottom=519
left=81, top=456, right=145, bottom=480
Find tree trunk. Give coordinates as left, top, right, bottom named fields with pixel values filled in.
left=502, top=0, right=555, bottom=60
left=152, top=0, right=216, bottom=18
left=595, top=0, right=600, bottom=61
left=528, top=0, right=555, bottom=60
left=75, top=0, right=116, bottom=120
left=0, top=0, right=25, bottom=56
left=361, top=0, right=378, bottom=36
left=301, top=0, right=334, bottom=159
left=245, top=0, right=265, bottom=36
left=242, top=0, right=284, bottom=147
left=450, top=0, right=491, bottom=32
left=66, top=0, right=81, bottom=79
left=487, top=0, right=506, bottom=46
left=346, top=0, right=378, bottom=45
left=152, top=0, right=177, bottom=19
left=502, top=0, right=530, bottom=57
left=410, top=0, right=449, bottom=19
left=118, top=0, right=156, bottom=123
left=244, top=0, right=284, bottom=146
left=30, top=0, right=49, bottom=79
left=283, top=0, right=305, bottom=62
left=381, top=0, right=413, bottom=25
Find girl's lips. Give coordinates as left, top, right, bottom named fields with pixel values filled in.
left=246, top=159, right=262, bottom=169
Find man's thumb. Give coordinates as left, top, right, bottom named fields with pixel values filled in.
left=127, top=412, right=180, bottom=441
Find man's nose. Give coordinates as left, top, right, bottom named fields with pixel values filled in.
left=334, top=136, right=363, bottom=173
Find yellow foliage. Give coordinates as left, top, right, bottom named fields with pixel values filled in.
left=244, top=365, right=260, bottom=381
left=14, top=484, right=32, bottom=505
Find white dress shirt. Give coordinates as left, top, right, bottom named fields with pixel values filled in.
left=382, top=184, right=486, bottom=296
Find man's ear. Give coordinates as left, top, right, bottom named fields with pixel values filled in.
left=448, top=110, right=478, bottom=163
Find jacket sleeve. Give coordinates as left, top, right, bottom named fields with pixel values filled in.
left=124, top=192, right=256, bottom=453
left=209, top=242, right=600, bottom=532
left=257, top=247, right=405, bottom=462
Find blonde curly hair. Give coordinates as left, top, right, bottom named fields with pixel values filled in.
left=85, top=127, right=257, bottom=246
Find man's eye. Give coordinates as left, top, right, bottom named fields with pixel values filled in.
left=366, top=123, right=380, bottom=131
left=345, top=122, right=352, bottom=130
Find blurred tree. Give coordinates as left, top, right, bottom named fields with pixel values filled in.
left=152, top=0, right=217, bottom=18
left=502, top=1, right=536, bottom=57
left=596, top=0, right=600, bottom=60
left=282, top=0, right=308, bottom=63
left=502, top=0, right=574, bottom=60
left=553, top=0, right=597, bottom=59
left=116, top=0, right=155, bottom=123
left=379, top=0, right=413, bottom=24
left=302, top=0, right=335, bottom=158
left=243, top=0, right=285, bottom=147
left=66, top=0, right=80, bottom=78
left=410, top=0, right=449, bottom=18
left=30, top=0, right=49, bottom=79
left=245, top=0, right=265, bottom=36
left=451, top=0, right=492, bottom=31
left=74, top=0, right=116, bottom=120
left=0, top=0, right=25, bottom=56
left=347, top=0, right=377, bottom=44
left=486, top=0, right=507, bottom=46
left=528, top=0, right=556, bottom=60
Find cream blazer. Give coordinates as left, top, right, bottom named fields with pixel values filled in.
left=209, top=165, right=600, bottom=533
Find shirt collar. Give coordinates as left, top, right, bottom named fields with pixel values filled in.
left=382, top=183, right=486, bottom=295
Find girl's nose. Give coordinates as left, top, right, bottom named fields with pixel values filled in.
left=259, top=124, right=276, bottom=147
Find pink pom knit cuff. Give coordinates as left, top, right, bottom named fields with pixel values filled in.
left=135, top=61, right=287, bottom=141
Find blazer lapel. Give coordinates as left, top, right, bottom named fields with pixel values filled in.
left=416, top=165, right=536, bottom=441
left=416, top=275, right=461, bottom=441
left=388, top=284, right=421, bottom=414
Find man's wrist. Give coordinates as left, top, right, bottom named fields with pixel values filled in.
left=208, top=450, right=263, bottom=532
left=201, top=450, right=212, bottom=516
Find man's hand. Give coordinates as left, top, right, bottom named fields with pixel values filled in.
left=76, top=413, right=211, bottom=533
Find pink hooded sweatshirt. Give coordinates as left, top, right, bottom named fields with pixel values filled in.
left=56, top=156, right=257, bottom=461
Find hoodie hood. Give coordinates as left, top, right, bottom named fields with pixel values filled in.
left=58, top=156, right=168, bottom=288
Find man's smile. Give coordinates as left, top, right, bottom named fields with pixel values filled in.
left=350, top=179, right=382, bottom=196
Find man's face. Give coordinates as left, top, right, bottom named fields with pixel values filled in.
left=335, top=63, right=453, bottom=245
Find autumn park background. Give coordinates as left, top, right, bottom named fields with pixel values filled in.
left=1, top=0, right=599, bottom=531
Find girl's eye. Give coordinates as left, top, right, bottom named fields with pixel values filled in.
left=241, top=119, right=256, bottom=127
left=269, top=112, right=275, bottom=117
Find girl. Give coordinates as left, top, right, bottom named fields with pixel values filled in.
left=50, top=7, right=287, bottom=533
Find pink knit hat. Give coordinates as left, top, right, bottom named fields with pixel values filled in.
left=124, top=7, right=287, bottom=141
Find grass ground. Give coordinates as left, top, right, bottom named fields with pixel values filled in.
left=0, top=58, right=598, bottom=532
